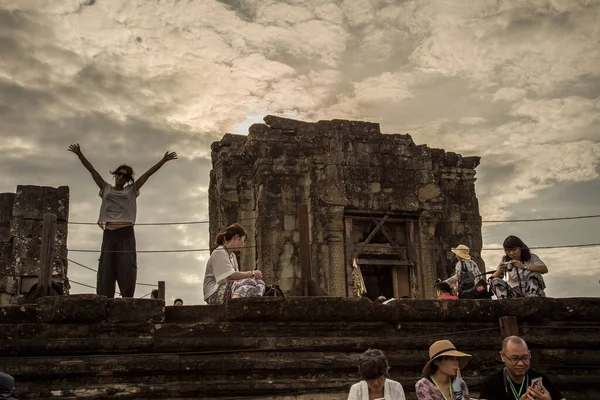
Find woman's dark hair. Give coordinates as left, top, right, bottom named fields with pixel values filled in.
left=215, top=223, right=247, bottom=246
left=358, top=349, right=390, bottom=380
left=110, top=164, right=135, bottom=184
left=502, top=235, right=531, bottom=262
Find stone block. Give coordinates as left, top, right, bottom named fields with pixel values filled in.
left=0, top=304, right=36, bottom=324
left=0, top=274, right=18, bottom=294
left=369, top=182, right=381, bottom=193
left=281, top=296, right=374, bottom=322
left=462, top=156, right=481, bottom=169
left=263, top=115, right=308, bottom=129
left=0, top=193, right=15, bottom=223
left=10, top=217, right=68, bottom=260
left=494, top=297, right=547, bottom=320
left=226, top=296, right=285, bottom=321
left=410, top=144, right=431, bottom=158
left=106, top=298, right=165, bottom=323
left=11, top=257, right=66, bottom=278
left=444, top=152, right=462, bottom=167
left=17, top=322, right=154, bottom=355
left=547, top=298, right=600, bottom=321
left=0, top=192, right=14, bottom=241
left=330, top=119, right=350, bottom=131
left=418, top=184, right=442, bottom=202
left=395, top=299, right=446, bottom=321
left=13, top=185, right=69, bottom=222
left=248, top=123, right=270, bottom=137
left=297, top=124, right=317, bottom=136
left=0, top=324, right=16, bottom=354
left=165, top=304, right=227, bottom=323
left=36, top=294, right=107, bottom=323
left=435, top=299, right=497, bottom=322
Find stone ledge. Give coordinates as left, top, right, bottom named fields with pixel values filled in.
left=0, top=304, right=36, bottom=324
left=36, top=294, right=106, bottom=323
left=165, top=304, right=226, bottom=323
left=5, top=296, right=599, bottom=325
left=106, top=298, right=164, bottom=323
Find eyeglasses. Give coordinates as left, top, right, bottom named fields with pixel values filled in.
left=502, top=351, right=531, bottom=364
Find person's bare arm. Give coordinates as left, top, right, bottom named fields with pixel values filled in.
left=511, top=259, right=548, bottom=274
left=135, top=151, right=178, bottom=191
left=229, top=270, right=263, bottom=280
left=68, top=143, right=104, bottom=190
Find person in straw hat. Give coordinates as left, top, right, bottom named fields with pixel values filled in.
left=415, top=340, right=472, bottom=400
left=444, top=244, right=481, bottom=297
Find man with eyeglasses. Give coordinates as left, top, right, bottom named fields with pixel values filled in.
left=479, top=336, right=564, bottom=400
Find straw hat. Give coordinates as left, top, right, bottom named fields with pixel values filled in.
left=451, top=244, right=471, bottom=260
left=422, top=340, right=471, bottom=376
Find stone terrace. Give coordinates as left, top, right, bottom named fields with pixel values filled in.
left=0, top=296, right=598, bottom=399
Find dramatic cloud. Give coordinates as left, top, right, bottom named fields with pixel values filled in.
left=1, top=0, right=598, bottom=302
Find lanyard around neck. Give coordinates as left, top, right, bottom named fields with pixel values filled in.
left=505, top=369, right=528, bottom=400
left=430, top=376, right=453, bottom=400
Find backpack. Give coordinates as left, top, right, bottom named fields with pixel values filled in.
left=263, top=283, right=285, bottom=298
left=457, top=260, right=476, bottom=293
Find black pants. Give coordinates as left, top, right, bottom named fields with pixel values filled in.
left=97, top=226, right=137, bottom=298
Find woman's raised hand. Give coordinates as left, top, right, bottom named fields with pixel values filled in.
left=68, top=143, right=82, bottom=156
left=162, top=151, right=178, bottom=162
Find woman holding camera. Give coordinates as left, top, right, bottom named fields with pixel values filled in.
left=489, top=235, right=548, bottom=298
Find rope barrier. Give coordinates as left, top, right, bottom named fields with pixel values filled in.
left=67, top=241, right=600, bottom=254
left=67, top=258, right=156, bottom=287
left=65, top=213, right=600, bottom=227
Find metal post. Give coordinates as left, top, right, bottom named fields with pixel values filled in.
left=499, top=316, right=519, bottom=339
left=298, top=204, right=311, bottom=296
left=158, top=281, right=165, bottom=300
left=38, top=213, right=57, bottom=298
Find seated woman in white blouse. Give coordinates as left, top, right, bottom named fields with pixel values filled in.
left=348, top=349, right=406, bottom=400
left=203, top=223, right=265, bottom=304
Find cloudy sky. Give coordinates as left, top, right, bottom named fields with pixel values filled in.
left=1, top=0, right=598, bottom=303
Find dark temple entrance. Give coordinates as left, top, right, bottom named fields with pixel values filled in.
left=344, top=210, right=418, bottom=299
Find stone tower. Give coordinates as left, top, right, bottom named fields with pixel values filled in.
left=0, top=185, right=70, bottom=305
left=209, top=116, right=483, bottom=299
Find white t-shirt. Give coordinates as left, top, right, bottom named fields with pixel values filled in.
left=97, top=182, right=139, bottom=228
left=347, top=379, right=406, bottom=400
left=498, top=253, right=546, bottom=288
left=203, top=246, right=238, bottom=301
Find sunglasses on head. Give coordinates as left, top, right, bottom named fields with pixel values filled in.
left=114, top=171, right=130, bottom=179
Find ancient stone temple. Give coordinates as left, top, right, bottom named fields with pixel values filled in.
left=209, top=116, right=483, bottom=299
left=0, top=185, right=69, bottom=305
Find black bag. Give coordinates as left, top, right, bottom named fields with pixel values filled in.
left=458, top=279, right=492, bottom=299
left=263, top=283, right=285, bottom=298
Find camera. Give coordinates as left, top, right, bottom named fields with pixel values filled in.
left=502, top=261, right=513, bottom=272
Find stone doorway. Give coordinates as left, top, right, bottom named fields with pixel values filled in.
left=344, top=210, right=418, bottom=299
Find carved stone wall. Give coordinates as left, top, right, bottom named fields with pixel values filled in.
left=0, top=185, right=70, bottom=305
left=209, top=116, right=483, bottom=299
